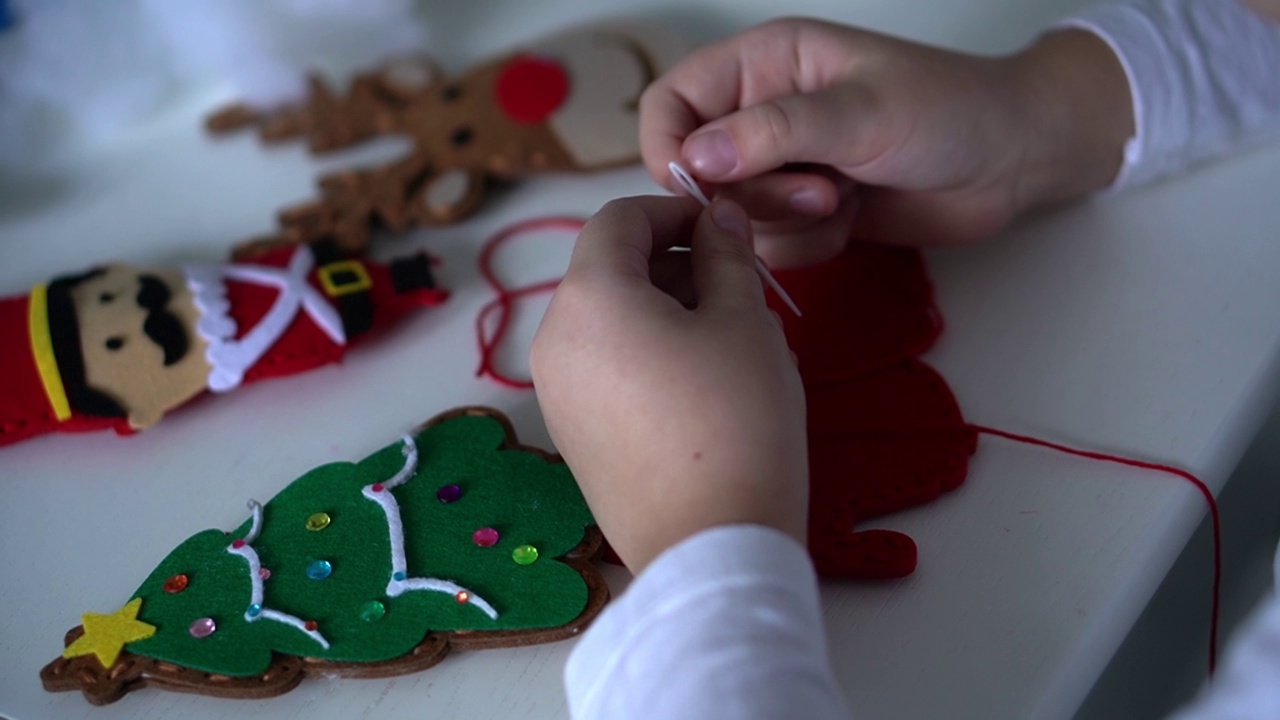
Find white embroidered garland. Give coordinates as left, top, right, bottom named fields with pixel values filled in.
left=361, top=437, right=500, bottom=620
left=226, top=500, right=332, bottom=650
left=223, top=436, right=499, bottom=657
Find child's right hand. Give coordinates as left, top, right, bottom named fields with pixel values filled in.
left=640, top=18, right=1133, bottom=265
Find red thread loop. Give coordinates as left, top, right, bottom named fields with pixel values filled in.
left=971, top=424, right=1221, bottom=676
left=475, top=217, right=587, bottom=389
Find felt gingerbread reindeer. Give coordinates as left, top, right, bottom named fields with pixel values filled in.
left=207, top=21, right=687, bottom=258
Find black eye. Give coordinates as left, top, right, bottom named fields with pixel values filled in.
left=105, top=336, right=125, bottom=351
left=99, top=292, right=115, bottom=303
left=450, top=127, right=473, bottom=147
left=442, top=85, right=462, bottom=102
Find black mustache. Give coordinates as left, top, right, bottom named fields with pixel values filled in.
left=137, top=275, right=190, bottom=367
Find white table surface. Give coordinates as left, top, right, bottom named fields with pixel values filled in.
left=4, top=1, right=1280, bottom=719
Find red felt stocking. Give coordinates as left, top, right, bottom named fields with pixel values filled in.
left=768, top=244, right=976, bottom=580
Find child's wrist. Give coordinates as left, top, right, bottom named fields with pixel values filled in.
left=1004, top=29, right=1134, bottom=212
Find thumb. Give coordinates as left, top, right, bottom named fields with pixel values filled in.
left=690, top=199, right=765, bottom=310
left=681, top=85, right=875, bottom=182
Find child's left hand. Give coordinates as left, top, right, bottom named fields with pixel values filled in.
left=532, top=196, right=809, bottom=573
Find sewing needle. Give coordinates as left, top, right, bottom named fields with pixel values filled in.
left=668, top=161, right=802, bottom=317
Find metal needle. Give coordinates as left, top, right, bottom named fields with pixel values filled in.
left=668, top=161, right=802, bottom=317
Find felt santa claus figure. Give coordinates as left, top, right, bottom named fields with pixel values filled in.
left=0, top=242, right=445, bottom=447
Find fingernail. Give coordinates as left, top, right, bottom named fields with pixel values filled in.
left=685, top=129, right=739, bottom=178
left=789, top=188, right=827, bottom=216
left=710, top=200, right=751, bottom=240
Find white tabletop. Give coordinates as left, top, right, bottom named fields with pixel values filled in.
left=4, top=2, right=1280, bottom=719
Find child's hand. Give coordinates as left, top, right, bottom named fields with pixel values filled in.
left=532, top=196, right=808, bottom=573
left=640, top=18, right=1132, bottom=264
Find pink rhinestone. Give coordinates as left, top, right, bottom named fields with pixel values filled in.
left=231, top=539, right=246, bottom=549
left=258, top=568, right=272, bottom=580
left=472, top=527, right=500, bottom=548
left=372, top=483, right=384, bottom=492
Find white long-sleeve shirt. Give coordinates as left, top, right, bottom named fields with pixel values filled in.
left=565, top=526, right=849, bottom=719
left=566, top=525, right=1280, bottom=720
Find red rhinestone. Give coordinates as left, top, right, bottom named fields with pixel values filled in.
left=231, top=539, right=246, bottom=549
left=372, top=483, right=384, bottom=492
left=163, top=574, right=189, bottom=594
left=472, top=527, right=500, bottom=547
left=455, top=591, right=470, bottom=604
left=304, top=620, right=318, bottom=632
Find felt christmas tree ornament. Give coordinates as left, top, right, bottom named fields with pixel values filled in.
left=41, top=407, right=605, bottom=705
left=206, top=20, right=688, bottom=258
left=0, top=241, right=446, bottom=447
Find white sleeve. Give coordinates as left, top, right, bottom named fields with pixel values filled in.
left=564, top=525, right=852, bottom=720
left=1167, top=544, right=1280, bottom=720
left=1059, top=0, right=1280, bottom=190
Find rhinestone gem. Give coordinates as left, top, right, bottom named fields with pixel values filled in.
left=455, top=591, right=470, bottom=604
left=472, top=527, right=500, bottom=547
left=163, top=574, right=189, bottom=594
left=304, top=620, right=318, bottom=632
left=306, top=559, right=333, bottom=580
left=392, top=570, right=406, bottom=581
left=512, top=545, right=539, bottom=565
left=259, top=567, right=271, bottom=580
left=246, top=603, right=262, bottom=618
left=372, top=483, right=385, bottom=493
left=360, top=600, right=386, bottom=623
left=305, top=512, right=331, bottom=532
left=231, top=539, right=246, bottom=549
left=188, top=617, right=216, bottom=638
left=436, top=484, right=462, bottom=503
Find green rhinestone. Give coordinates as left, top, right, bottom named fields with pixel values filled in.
left=512, top=544, right=539, bottom=565
left=359, top=600, right=386, bottom=623
left=305, top=512, right=331, bottom=532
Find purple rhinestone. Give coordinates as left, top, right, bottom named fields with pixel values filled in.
left=436, top=484, right=462, bottom=504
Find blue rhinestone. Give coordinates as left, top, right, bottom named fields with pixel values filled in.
left=392, top=570, right=406, bottom=581
left=246, top=603, right=262, bottom=618
left=306, top=559, right=333, bottom=581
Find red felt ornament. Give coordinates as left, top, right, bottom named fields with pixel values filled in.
left=766, top=244, right=977, bottom=580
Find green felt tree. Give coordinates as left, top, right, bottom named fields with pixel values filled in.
left=43, top=408, right=603, bottom=704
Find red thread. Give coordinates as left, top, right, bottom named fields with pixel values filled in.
left=970, top=424, right=1221, bottom=675
left=475, top=217, right=586, bottom=389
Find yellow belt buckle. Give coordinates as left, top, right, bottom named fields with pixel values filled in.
left=318, top=261, right=373, bottom=297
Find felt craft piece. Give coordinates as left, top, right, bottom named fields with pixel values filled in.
left=207, top=20, right=689, bottom=258
left=42, top=407, right=605, bottom=705
left=765, top=244, right=978, bottom=580
left=0, top=243, right=446, bottom=447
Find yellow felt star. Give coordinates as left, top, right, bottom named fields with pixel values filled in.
left=62, top=598, right=156, bottom=669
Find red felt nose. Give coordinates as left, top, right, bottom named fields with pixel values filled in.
left=494, top=54, right=570, bottom=125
